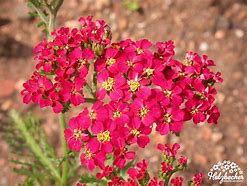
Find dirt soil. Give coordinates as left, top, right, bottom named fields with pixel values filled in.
left=0, top=0, right=247, bottom=185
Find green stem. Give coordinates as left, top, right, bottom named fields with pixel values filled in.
left=85, top=82, right=95, bottom=98
left=85, top=98, right=96, bottom=103
left=10, top=111, right=61, bottom=181
left=47, top=14, right=56, bottom=39
left=28, top=1, right=48, bottom=24
left=59, top=113, right=69, bottom=186
left=164, top=167, right=183, bottom=186
left=53, top=0, right=64, bottom=14
left=92, top=71, right=97, bottom=96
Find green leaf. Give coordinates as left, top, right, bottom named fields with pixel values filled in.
left=79, top=174, right=107, bottom=185
left=120, top=160, right=134, bottom=179
left=3, top=111, right=60, bottom=184
left=37, top=21, right=46, bottom=27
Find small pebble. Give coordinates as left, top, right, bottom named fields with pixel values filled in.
left=137, top=22, right=146, bottom=29
left=234, top=29, right=244, bottom=38
left=215, top=30, right=226, bottom=39
left=199, top=42, right=208, bottom=51
left=1, top=100, right=13, bottom=111
left=212, top=132, right=223, bottom=143
left=109, top=13, right=116, bottom=21
left=236, top=146, right=244, bottom=156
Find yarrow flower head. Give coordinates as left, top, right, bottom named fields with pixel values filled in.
left=21, top=16, right=222, bottom=186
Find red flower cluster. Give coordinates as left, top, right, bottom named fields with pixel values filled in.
left=77, top=143, right=203, bottom=186
left=21, top=16, right=222, bottom=185
left=21, top=16, right=110, bottom=113
left=63, top=25, right=222, bottom=171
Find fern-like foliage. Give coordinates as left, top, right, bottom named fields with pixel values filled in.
left=1, top=111, right=58, bottom=186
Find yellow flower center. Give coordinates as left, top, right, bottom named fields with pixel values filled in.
left=139, top=106, right=149, bottom=119
left=191, top=108, right=199, bottom=115
left=129, top=80, right=140, bottom=92
left=92, top=30, right=97, bottom=34
left=73, top=129, right=82, bottom=140
left=164, top=90, right=172, bottom=98
left=112, top=110, right=121, bottom=119
left=131, top=129, right=140, bottom=136
left=194, top=92, right=204, bottom=100
left=144, top=68, right=154, bottom=77
left=64, top=44, right=69, bottom=50
left=89, top=111, right=97, bottom=120
left=106, top=58, right=116, bottom=66
left=136, top=48, right=144, bottom=55
left=97, top=130, right=111, bottom=143
left=164, top=113, right=172, bottom=124
left=102, top=77, right=115, bottom=91
left=127, top=60, right=134, bottom=67
left=84, top=149, right=93, bottom=159
left=178, top=71, right=185, bottom=76
left=78, top=59, right=87, bottom=66
left=183, top=59, right=193, bottom=66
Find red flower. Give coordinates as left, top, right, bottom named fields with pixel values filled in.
left=106, top=101, right=130, bottom=125
left=95, top=47, right=120, bottom=74
left=155, top=40, right=175, bottom=63
left=161, top=162, right=173, bottom=173
left=125, top=39, right=152, bottom=59
left=118, top=43, right=144, bottom=73
left=127, top=160, right=148, bottom=180
left=157, top=143, right=180, bottom=157
left=154, top=79, right=183, bottom=107
left=69, top=47, right=94, bottom=76
left=113, top=138, right=135, bottom=168
left=178, top=156, right=188, bottom=166
left=124, top=72, right=151, bottom=101
left=96, top=166, right=114, bottom=180
left=148, top=177, right=164, bottom=186
left=156, top=107, right=185, bottom=135
left=81, top=101, right=108, bottom=124
left=130, top=98, right=161, bottom=127
left=185, top=98, right=210, bottom=124
left=64, top=115, right=90, bottom=152
left=80, top=138, right=106, bottom=171
left=97, top=70, right=126, bottom=101
left=59, top=80, right=85, bottom=106
left=207, top=105, right=220, bottom=124
left=126, top=117, right=151, bottom=148
left=192, top=173, right=203, bottom=186
left=171, top=176, right=184, bottom=186
left=91, top=120, right=116, bottom=153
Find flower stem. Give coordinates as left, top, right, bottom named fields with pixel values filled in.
left=59, top=113, right=69, bottom=186
left=85, top=82, right=95, bottom=98
left=164, top=167, right=183, bottom=185
left=92, top=71, right=97, bottom=96
left=10, top=111, right=61, bottom=181
left=85, top=98, right=96, bottom=103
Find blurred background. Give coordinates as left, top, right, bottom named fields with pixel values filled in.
left=0, top=0, right=246, bottom=185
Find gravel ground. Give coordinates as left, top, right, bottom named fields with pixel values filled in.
left=0, top=0, right=246, bottom=185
